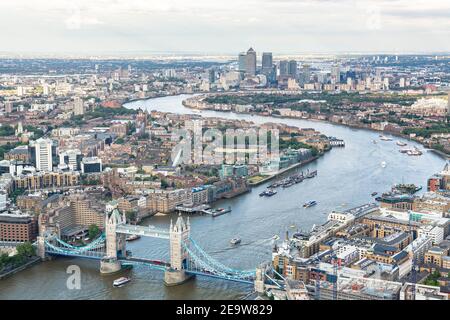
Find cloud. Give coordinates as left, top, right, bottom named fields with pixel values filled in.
left=0, top=0, right=449, bottom=53
left=65, top=8, right=103, bottom=30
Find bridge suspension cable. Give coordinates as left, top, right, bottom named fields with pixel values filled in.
left=187, top=237, right=256, bottom=275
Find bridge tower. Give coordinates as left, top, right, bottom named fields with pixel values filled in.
left=100, top=209, right=126, bottom=274
left=164, top=214, right=194, bottom=286
left=254, top=265, right=266, bottom=294
left=36, top=235, right=47, bottom=260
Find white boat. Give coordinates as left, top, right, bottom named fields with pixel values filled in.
left=381, top=161, right=387, bottom=168
left=272, top=235, right=280, bottom=240
left=407, top=148, right=422, bottom=156
left=113, top=277, right=131, bottom=287
left=396, top=141, right=407, bottom=147
left=303, top=200, right=317, bottom=208
left=126, top=235, right=141, bottom=242
left=230, top=237, right=241, bottom=245
left=380, top=135, right=393, bottom=141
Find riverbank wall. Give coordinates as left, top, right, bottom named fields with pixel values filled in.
left=0, top=256, right=41, bottom=280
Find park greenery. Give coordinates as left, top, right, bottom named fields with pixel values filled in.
left=85, top=106, right=136, bottom=120
left=402, top=123, right=450, bottom=138
left=88, top=224, right=100, bottom=240
left=0, top=125, right=15, bottom=136
left=423, top=270, right=442, bottom=287
left=279, top=138, right=319, bottom=156
left=0, top=242, right=36, bottom=273
left=204, top=92, right=420, bottom=108
left=125, top=210, right=137, bottom=223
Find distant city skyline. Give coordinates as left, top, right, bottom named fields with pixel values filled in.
left=1, top=0, right=450, bottom=55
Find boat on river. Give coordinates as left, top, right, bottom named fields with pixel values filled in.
left=126, top=235, right=141, bottom=242
left=303, top=200, right=317, bottom=208
left=260, top=189, right=277, bottom=197
left=407, top=147, right=422, bottom=156
left=113, top=277, right=131, bottom=287
left=230, top=238, right=241, bottom=245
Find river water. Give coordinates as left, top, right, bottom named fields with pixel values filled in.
left=0, top=94, right=446, bottom=300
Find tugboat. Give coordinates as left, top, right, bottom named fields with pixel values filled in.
left=113, top=277, right=131, bottom=287
left=303, top=200, right=317, bottom=208
left=230, top=237, right=241, bottom=245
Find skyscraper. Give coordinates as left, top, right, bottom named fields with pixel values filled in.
left=208, top=69, right=216, bottom=83
left=331, top=65, right=341, bottom=84
left=32, top=138, right=53, bottom=172
left=279, top=60, right=289, bottom=76
left=299, top=64, right=310, bottom=85
left=288, top=60, right=298, bottom=79
left=238, top=53, right=246, bottom=72
left=245, top=48, right=257, bottom=76
left=262, top=52, right=273, bottom=73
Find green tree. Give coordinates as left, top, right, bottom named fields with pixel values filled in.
left=88, top=224, right=100, bottom=239
left=16, top=242, right=35, bottom=257
left=125, top=210, right=137, bottom=223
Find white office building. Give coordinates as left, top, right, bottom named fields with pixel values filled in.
left=32, top=138, right=54, bottom=172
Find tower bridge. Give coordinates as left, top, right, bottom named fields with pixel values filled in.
left=36, top=209, right=262, bottom=286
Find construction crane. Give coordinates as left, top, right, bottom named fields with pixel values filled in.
left=409, top=212, right=417, bottom=300
left=331, top=254, right=339, bottom=300
left=315, top=269, right=321, bottom=300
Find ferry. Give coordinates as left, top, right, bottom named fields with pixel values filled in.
left=303, top=200, right=317, bottom=208
left=230, top=238, right=241, bottom=245
left=113, top=277, right=131, bottom=287
left=126, top=235, right=141, bottom=242
left=396, top=141, right=407, bottom=147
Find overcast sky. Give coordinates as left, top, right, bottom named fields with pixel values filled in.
left=1, top=0, right=449, bottom=55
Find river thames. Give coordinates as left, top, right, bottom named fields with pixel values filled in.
left=0, top=94, right=446, bottom=300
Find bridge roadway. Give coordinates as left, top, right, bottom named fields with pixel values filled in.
left=120, top=256, right=170, bottom=271
left=115, top=224, right=170, bottom=239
